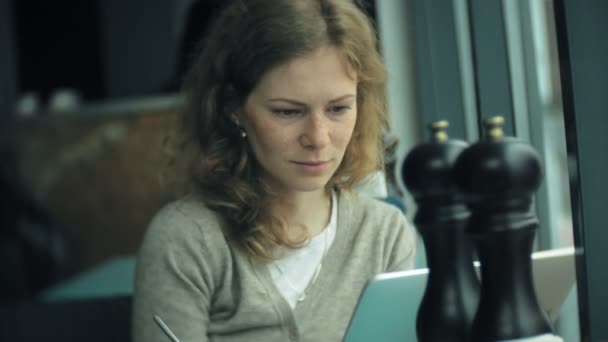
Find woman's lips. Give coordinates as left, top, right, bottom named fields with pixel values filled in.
left=291, top=160, right=331, bottom=174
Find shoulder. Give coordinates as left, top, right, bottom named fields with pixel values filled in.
left=341, top=191, right=406, bottom=226
left=338, top=191, right=417, bottom=271
left=147, top=195, right=225, bottom=238
left=139, top=195, right=229, bottom=260
left=340, top=191, right=415, bottom=247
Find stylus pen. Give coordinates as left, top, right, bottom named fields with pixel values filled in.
left=153, top=315, right=181, bottom=342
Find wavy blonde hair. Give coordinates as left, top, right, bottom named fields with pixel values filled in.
left=177, top=0, right=388, bottom=261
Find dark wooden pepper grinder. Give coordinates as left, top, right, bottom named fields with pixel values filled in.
left=402, top=121, right=479, bottom=342
left=453, top=116, right=562, bottom=341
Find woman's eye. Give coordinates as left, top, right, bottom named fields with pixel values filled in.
left=328, top=105, right=351, bottom=114
left=271, top=108, right=302, bottom=117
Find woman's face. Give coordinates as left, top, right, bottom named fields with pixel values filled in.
left=240, top=45, right=358, bottom=196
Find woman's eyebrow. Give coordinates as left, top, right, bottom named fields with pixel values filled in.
left=267, top=94, right=356, bottom=105
left=328, top=94, right=356, bottom=103
left=267, top=98, right=306, bottom=106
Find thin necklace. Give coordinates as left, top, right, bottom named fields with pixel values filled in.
left=275, top=194, right=332, bottom=302
left=274, top=224, right=330, bottom=302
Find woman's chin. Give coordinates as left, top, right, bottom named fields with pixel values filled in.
left=286, top=178, right=331, bottom=193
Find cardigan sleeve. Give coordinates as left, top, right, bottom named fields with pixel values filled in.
left=132, top=202, right=224, bottom=342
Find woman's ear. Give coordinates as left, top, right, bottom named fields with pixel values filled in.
left=230, top=113, right=248, bottom=138
left=230, top=114, right=247, bottom=139
left=230, top=114, right=241, bottom=126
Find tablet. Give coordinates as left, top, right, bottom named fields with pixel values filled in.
left=343, top=247, right=576, bottom=342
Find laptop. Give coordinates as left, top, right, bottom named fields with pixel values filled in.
left=343, top=247, right=577, bottom=342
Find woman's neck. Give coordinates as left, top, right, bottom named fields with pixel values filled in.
left=271, top=189, right=332, bottom=239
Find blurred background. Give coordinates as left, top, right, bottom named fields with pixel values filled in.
left=0, top=0, right=227, bottom=301
left=0, top=0, right=606, bottom=341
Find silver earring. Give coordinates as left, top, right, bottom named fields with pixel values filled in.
left=231, top=115, right=247, bottom=138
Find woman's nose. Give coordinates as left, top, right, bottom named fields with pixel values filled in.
left=300, top=112, right=330, bottom=149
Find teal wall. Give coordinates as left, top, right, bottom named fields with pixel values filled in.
left=555, top=0, right=608, bottom=340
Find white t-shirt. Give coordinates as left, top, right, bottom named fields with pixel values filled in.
left=268, top=192, right=338, bottom=309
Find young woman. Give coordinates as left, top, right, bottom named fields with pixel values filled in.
left=133, top=0, right=416, bottom=341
